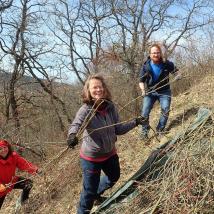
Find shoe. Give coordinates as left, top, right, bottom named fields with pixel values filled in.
left=157, top=132, right=163, bottom=138
left=94, top=196, right=108, bottom=206
left=156, top=129, right=168, bottom=138
left=140, top=133, right=150, bottom=145
left=14, top=196, right=22, bottom=214
left=140, top=133, right=149, bottom=140
left=14, top=196, right=28, bottom=214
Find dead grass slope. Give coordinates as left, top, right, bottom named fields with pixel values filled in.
left=1, top=74, right=213, bottom=214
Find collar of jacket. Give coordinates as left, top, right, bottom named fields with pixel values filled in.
left=0, top=153, right=14, bottom=165
left=144, top=58, right=169, bottom=75
left=89, top=99, right=113, bottom=111
left=144, top=57, right=164, bottom=66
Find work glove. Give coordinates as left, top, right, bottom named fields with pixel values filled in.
left=0, top=184, right=7, bottom=193
left=135, top=116, right=147, bottom=126
left=67, top=134, right=78, bottom=149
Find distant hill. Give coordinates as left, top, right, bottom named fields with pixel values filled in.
left=0, top=71, right=71, bottom=91
left=1, top=74, right=214, bottom=214
left=0, top=70, right=32, bottom=82
left=0, top=71, right=41, bottom=90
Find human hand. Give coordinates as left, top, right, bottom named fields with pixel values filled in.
left=0, top=184, right=6, bottom=193
left=135, top=116, right=147, bottom=126
left=174, top=73, right=182, bottom=81
left=141, top=89, right=146, bottom=96
left=67, top=134, right=78, bottom=149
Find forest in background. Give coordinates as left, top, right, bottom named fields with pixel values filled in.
left=0, top=0, right=214, bottom=153
left=0, top=1, right=214, bottom=213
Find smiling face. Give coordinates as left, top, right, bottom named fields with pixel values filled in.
left=150, top=46, right=162, bottom=64
left=88, top=78, right=104, bottom=101
left=82, top=74, right=112, bottom=104
left=0, top=146, right=9, bottom=158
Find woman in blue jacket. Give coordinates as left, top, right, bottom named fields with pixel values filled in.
left=67, top=74, right=144, bottom=214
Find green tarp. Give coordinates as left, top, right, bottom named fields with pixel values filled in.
left=94, top=108, right=212, bottom=214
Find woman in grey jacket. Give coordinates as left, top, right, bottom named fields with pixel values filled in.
left=67, top=74, right=144, bottom=214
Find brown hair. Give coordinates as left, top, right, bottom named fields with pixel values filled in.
left=82, top=73, right=112, bottom=104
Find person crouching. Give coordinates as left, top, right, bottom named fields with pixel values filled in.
left=0, top=139, right=39, bottom=211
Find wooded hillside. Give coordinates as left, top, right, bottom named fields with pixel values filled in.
left=0, top=0, right=214, bottom=213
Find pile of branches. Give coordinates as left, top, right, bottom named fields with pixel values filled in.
left=131, top=115, right=214, bottom=214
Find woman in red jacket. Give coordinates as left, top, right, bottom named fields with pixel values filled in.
left=0, top=139, right=38, bottom=210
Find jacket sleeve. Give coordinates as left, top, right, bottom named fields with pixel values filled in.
left=68, top=105, right=90, bottom=137
left=112, top=105, right=136, bottom=135
left=139, top=65, right=147, bottom=83
left=15, top=152, right=38, bottom=174
left=167, top=61, right=178, bottom=74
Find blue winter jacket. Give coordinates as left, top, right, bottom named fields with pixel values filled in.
left=139, top=58, right=178, bottom=93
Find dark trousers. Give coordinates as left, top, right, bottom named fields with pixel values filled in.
left=77, top=154, right=120, bottom=214
left=0, top=177, right=33, bottom=209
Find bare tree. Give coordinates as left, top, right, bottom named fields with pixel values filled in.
left=0, top=0, right=13, bottom=11
left=1, top=0, right=213, bottom=137
left=0, top=0, right=29, bottom=128
left=46, top=0, right=112, bottom=84
left=0, top=0, right=72, bottom=132
left=43, top=0, right=214, bottom=114
left=102, top=0, right=214, bottom=112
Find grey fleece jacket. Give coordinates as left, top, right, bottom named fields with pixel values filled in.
left=68, top=101, right=137, bottom=158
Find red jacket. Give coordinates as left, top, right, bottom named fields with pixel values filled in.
left=0, top=152, right=38, bottom=197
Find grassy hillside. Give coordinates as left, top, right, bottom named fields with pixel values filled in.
left=1, top=74, right=214, bottom=214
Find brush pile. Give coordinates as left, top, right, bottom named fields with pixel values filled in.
left=100, top=108, right=214, bottom=214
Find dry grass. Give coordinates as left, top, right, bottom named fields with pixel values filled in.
left=1, top=72, right=213, bottom=214
left=139, top=122, right=213, bottom=214
left=101, top=112, right=214, bottom=214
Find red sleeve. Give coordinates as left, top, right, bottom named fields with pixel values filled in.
left=14, top=152, right=38, bottom=174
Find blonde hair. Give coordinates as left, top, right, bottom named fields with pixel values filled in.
left=82, top=74, right=112, bottom=104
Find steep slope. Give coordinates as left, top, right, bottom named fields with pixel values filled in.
left=1, top=75, right=213, bottom=214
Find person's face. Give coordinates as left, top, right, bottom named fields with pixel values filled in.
left=89, top=79, right=104, bottom=100
left=150, top=46, right=161, bottom=64
left=0, top=146, right=9, bottom=158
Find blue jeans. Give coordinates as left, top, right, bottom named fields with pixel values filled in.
left=77, top=155, right=120, bottom=214
left=141, top=90, right=171, bottom=135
